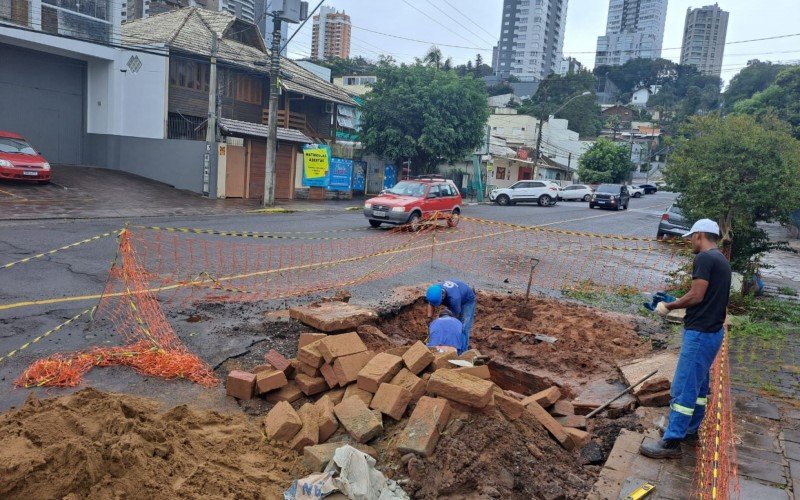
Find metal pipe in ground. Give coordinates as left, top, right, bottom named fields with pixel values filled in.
left=586, top=369, right=659, bottom=419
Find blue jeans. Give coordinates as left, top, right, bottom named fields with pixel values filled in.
left=459, top=299, right=476, bottom=354
left=663, top=328, right=724, bottom=441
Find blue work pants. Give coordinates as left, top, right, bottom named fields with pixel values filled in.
left=663, top=328, right=724, bottom=441
left=459, top=299, right=476, bottom=354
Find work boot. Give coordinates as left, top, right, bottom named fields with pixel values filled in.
left=659, top=428, right=698, bottom=442
left=639, top=438, right=682, bottom=459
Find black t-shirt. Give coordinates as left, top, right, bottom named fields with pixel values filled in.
left=684, top=248, right=732, bottom=333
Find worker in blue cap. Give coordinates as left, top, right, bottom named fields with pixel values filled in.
left=426, top=280, right=476, bottom=354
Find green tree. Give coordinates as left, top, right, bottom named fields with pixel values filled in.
left=723, top=60, right=789, bottom=111
left=518, top=70, right=602, bottom=138
left=665, top=115, right=800, bottom=273
left=577, top=138, right=634, bottom=183
left=313, top=56, right=380, bottom=77
left=360, top=64, right=490, bottom=174
left=733, top=66, right=800, bottom=138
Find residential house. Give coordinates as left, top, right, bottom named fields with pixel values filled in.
left=333, top=75, right=376, bottom=96
left=631, top=85, right=660, bottom=109
left=601, top=104, right=634, bottom=128
left=122, top=8, right=355, bottom=200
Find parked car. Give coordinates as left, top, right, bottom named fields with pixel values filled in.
left=638, top=183, right=658, bottom=194
left=589, top=184, right=631, bottom=210
left=363, top=178, right=462, bottom=229
left=657, top=203, right=691, bottom=239
left=628, top=185, right=645, bottom=198
left=489, top=180, right=560, bottom=207
left=0, top=131, right=51, bottom=184
left=559, top=184, right=593, bottom=202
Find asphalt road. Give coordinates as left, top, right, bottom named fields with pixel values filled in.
left=0, top=190, right=677, bottom=411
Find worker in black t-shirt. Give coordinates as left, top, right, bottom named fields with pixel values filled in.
left=640, top=219, right=732, bottom=459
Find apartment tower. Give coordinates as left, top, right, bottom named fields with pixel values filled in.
left=492, top=0, right=569, bottom=81
left=311, top=6, right=351, bottom=60
left=680, top=4, right=729, bottom=77
left=595, top=0, right=668, bottom=67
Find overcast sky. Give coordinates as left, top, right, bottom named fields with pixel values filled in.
left=284, top=0, right=800, bottom=84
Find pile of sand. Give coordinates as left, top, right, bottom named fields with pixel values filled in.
left=0, top=388, right=304, bottom=499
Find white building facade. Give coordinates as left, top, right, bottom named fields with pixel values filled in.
left=680, top=3, right=728, bottom=77
left=492, top=0, right=569, bottom=81
left=595, top=0, right=668, bottom=67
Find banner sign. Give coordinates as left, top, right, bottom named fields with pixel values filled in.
left=328, top=157, right=353, bottom=192
left=352, top=160, right=366, bottom=191
left=302, top=145, right=331, bottom=187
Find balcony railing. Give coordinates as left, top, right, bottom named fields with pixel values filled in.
left=261, top=109, right=324, bottom=139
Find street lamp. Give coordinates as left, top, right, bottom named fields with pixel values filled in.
left=533, top=90, right=591, bottom=166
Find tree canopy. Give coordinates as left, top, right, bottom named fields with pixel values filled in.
left=360, top=64, right=489, bottom=174
left=723, top=60, right=790, bottom=111
left=577, top=138, right=634, bottom=183
left=733, top=66, right=800, bottom=139
left=517, top=70, right=602, bottom=138
left=665, top=115, right=800, bottom=272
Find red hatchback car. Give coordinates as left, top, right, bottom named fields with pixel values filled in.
left=0, top=131, right=51, bottom=184
left=363, top=178, right=462, bottom=229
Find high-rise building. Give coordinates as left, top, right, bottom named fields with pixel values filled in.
left=680, top=4, right=728, bottom=77
left=311, top=6, right=351, bottom=60
left=492, top=0, right=569, bottom=81
left=595, top=0, right=668, bottom=67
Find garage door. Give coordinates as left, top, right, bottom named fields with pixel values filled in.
left=247, top=139, right=295, bottom=200
left=0, top=43, right=85, bottom=164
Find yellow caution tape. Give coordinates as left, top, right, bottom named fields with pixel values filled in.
left=1, top=231, right=122, bottom=270
left=0, top=307, right=95, bottom=364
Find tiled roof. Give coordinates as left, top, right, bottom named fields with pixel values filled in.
left=219, top=117, right=313, bottom=143
left=121, top=8, right=355, bottom=105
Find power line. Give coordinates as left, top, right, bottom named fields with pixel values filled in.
left=440, top=0, right=497, bottom=41
left=422, top=0, right=496, bottom=47
left=351, top=24, right=492, bottom=52
left=398, top=0, right=477, bottom=48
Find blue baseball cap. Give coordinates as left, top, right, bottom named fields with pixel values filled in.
left=426, top=284, right=443, bottom=306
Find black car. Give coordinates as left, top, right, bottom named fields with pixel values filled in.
left=657, top=204, right=690, bottom=239
left=638, top=184, right=658, bottom=194
left=589, top=184, right=630, bottom=210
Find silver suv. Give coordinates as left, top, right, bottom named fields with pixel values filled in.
left=489, top=180, right=561, bottom=207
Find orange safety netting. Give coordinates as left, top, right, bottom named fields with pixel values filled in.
left=693, top=328, right=739, bottom=499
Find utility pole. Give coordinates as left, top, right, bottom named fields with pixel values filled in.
left=205, top=35, right=219, bottom=197
left=262, top=14, right=282, bottom=207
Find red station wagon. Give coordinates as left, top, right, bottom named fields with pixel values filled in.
left=0, top=131, right=51, bottom=184
left=363, top=178, right=462, bottom=229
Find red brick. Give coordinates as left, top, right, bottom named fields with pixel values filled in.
left=396, top=396, right=451, bottom=457
left=265, top=381, right=303, bottom=403
left=637, top=389, right=671, bottom=407
left=390, top=368, right=426, bottom=401
left=494, top=391, right=525, bottom=421
left=298, top=332, right=327, bottom=348
left=319, top=363, right=339, bottom=389
left=343, top=384, right=374, bottom=406
left=302, top=442, right=378, bottom=471
left=385, top=346, right=410, bottom=357
left=290, top=403, right=320, bottom=451
left=263, top=401, right=302, bottom=441
left=525, top=400, right=573, bottom=450
left=324, top=387, right=345, bottom=405
left=454, top=364, right=491, bottom=380
left=370, top=383, right=413, bottom=420
left=521, top=386, right=561, bottom=408
left=315, top=395, right=339, bottom=442
left=289, top=302, right=377, bottom=332
left=551, top=399, right=574, bottom=417
left=317, top=332, right=367, bottom=363
left=295, top=373, right=328, bottom=396
left=252, top=364, right=273, bottom=374
left=294, top=360, right=321, bottom=378
left=564, top=427, right=591, bottom=449
left=357, top=353, right=404, bottom=393
left=426, top=370, right=494, bottom=408
left=265, top=349, right=293, bottom=374
left=430, top=349, right=458, bottom=370
left=457, top=349, right=482, bottom=362
left=226, top=370, right=256, bottom=400
left=402, top=341, right=435, bottom=374
left=333, top=351, right=375, bottom=386
left=298, top=339, right=326, bottom=368
left=333, top=397, right=384, bottom=443
left=556, top=415, right=587, bottom=430
left=255, top=369, right=288, bottom=395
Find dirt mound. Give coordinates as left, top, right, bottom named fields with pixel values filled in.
left=378, top=292, right=649, bottom=383
left=0, top=388, right=304, bottom=499
left=391, top=411, right=595, bottom=499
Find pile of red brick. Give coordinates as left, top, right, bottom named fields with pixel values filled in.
left=227, top=330, right=592, bottom=468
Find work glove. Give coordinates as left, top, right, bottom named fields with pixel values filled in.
left=655, top=301, right=670, bottom=317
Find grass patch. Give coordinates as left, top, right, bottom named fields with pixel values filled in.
left=729, top=317, right=788, bottom=342
left=561, top=281, right=648, bottom=316
left=729, top=294, right=800, bottom=324
left=777, top=286, right=798, bottom=297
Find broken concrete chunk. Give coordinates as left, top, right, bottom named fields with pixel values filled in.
left=370, top=383, right=413, bottom=420
left=357, top=353, right=404, bottom=393
left=264, top=401, right=302, bottom=442
left=226, top=370, right=256, bottom=400
left=333, top=396, right=383, bottom=443
left=396, top=396, right=451, bottom=457
left=289, top=302, right=378, bottom=332
left=317, top=332, right=368, bottom=363
left=426, top=369, right=494, bottom=408
left=402, top=341, right=434, bottom=374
